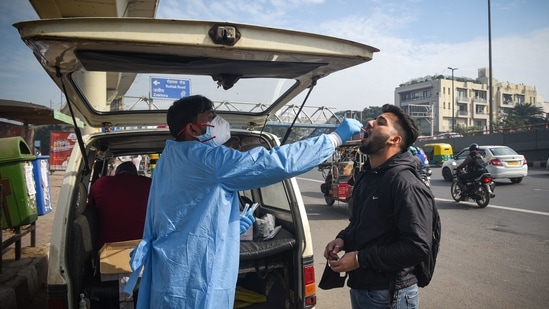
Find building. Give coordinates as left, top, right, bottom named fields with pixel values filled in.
left=394, top=67, right=541, bottom=136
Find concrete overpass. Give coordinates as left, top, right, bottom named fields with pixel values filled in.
left=30, top=0, right=158, bottom=18
left=28, top=0, right=159, bottom=133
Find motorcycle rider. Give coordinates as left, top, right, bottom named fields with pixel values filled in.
left=409, top=145, right=431, bottom=185
left=454, top=143, right=487, bottom=190
left=408, top=145, right=426, bottom=171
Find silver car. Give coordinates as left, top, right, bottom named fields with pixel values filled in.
left=441, top=145, right=528, bottom=183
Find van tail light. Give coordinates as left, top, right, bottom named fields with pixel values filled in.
left=47, top=285, right=68, bottom=309
left=490, top=158, right=503, bottom=166
left=48, top=297, right=68, bottom=309
left=482, top=175, right=492, bottom=184
left=304, top=264, right=317, bottom=307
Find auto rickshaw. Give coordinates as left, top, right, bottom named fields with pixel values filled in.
left=422, top=143, right=453, bottom=167
left=318, top=140, right=366, bottom=209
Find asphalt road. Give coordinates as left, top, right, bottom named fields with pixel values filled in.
left=297, top=167, right=549, bottom=309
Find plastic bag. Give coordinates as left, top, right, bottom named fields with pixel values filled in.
left=254, top=213, right=275, bottom=238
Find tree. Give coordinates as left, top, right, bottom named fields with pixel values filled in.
left=455, top=125, right=483, bottom=135
left=360, top=106, right=383, bottom=125
left=501, top=103, right=547, bottom=129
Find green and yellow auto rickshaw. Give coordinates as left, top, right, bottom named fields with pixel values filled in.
left=423, top=143, right=453, bottom=166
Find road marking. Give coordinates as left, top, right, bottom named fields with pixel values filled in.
left=533, top=188, right=549, bottom=192
left=297, top=177, right=324, bottom=184
left=435, top=197, right=549, bottom=216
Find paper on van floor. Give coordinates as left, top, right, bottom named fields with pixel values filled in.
left=99, top=239, right=141, bottom=281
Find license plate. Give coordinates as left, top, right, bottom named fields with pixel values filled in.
left=507, top=161, right=519, bottom=166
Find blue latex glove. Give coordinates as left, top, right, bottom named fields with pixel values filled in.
left=240, top=213, right=255, bottom=234
left=334, top=118, right=363, bottom=142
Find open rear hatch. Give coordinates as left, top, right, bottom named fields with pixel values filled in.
left=14, top=18, right=378, bottom=130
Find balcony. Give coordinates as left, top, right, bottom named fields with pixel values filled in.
left=457, top=96, right=469, bottom=103
left=473, top=97, right=487, bottom=104
left=501, top=100, right=514, bottom=107
left=400, top=96, right=432, bottom=104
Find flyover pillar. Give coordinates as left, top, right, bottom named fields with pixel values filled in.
left=73, top=71, right=107, bottom=134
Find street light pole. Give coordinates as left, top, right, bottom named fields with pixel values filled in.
left=448, top=67, right=458, bottom=132
left=488, top=0, right=494, bottom=133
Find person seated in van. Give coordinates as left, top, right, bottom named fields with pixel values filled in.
left=87, top=161, right=152, bottom=248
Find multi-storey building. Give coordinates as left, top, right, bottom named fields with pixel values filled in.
left=394, top=67, right=539, bottom=136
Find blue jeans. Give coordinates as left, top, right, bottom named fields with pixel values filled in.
left=350, top=284, right=419, bottom=309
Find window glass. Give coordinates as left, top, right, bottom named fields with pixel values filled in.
left=457, top=150, right=469, bottom=160
left=490, top=147, right=517, bottom=156
left=259, top=182, right=291, bottom=211
left=71, top=70, right=294, bottom=113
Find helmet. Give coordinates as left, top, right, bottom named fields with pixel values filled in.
left=408, top=146, right=418, bottom=155
left=469, top=143, right=480, bottom=151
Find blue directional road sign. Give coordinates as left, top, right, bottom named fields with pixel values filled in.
left=150, top=77, right=191, bottom=100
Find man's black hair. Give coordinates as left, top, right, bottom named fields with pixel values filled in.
left=381, top=104, right=419, bottom=152
left=115, top=161, right=138, bottom=175
left=167, top=95, right=214, bottom=140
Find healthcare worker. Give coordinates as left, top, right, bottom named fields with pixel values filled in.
left=125, top=95, right=362, bottom=309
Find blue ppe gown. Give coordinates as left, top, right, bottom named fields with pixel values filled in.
left=126, top=134, right=336, bottom=309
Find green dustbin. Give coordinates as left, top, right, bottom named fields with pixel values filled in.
left=0, top=136, right=38, bottom=229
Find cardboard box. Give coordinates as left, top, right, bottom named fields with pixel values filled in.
left=99, top=239, right=140, bottom=282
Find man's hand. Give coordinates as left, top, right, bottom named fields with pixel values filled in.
left=327, top=251, right=360, bottom=273
left=324, top=238, right=345, bottom=261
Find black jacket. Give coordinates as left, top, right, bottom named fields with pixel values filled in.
left=337, top=151, right=435, bottom=290
left=457, top=152, right=486, bottom=177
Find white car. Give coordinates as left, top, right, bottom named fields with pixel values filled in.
left=15, top=18, right=378, bottom=308
left=441, top=145, right=528, bottom=183
left=436, top=132, right=463, bottom=139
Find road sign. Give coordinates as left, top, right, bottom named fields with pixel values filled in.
left=150, top=77, right=190, bottom=100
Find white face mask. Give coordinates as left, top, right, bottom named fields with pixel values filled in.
left=197, top=116, right=231, bottom=147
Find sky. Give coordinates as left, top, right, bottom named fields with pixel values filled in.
left=1, top=0, right=548, bottom=112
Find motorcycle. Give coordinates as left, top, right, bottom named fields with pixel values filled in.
left=450, top=164, right=496, bottom=208
left=419, top=165, right=432, bottom=187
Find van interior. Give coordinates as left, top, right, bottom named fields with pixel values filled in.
left=65, top=130, right=308, bottom=308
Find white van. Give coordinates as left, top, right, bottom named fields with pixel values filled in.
left=15, top=18, right=378, bottom=308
